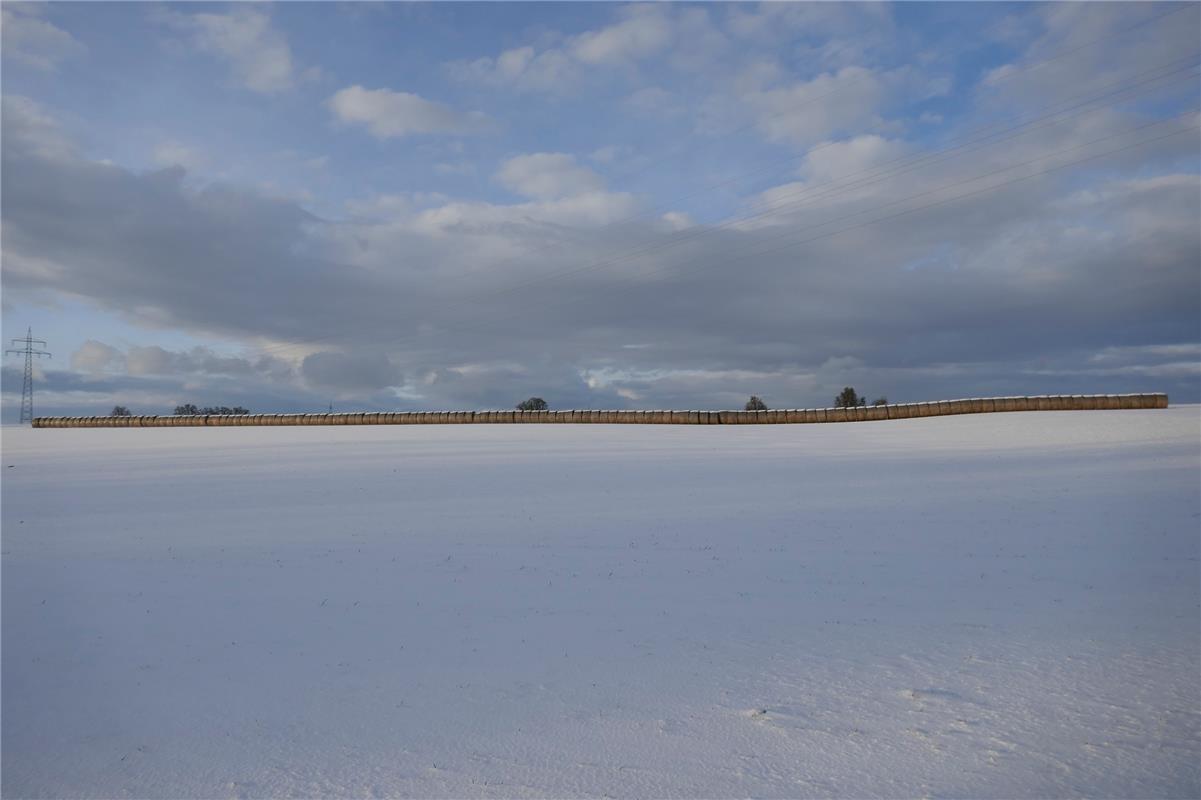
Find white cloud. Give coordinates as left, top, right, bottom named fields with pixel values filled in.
left=625, top=87, right=681, bottom=116
left=152, top=141, right=206, bottom=172
left=447, top=4, right=681, bottom=93
left=448, top=45, right=577, bottom=93
left=1, top=5, right=85, bottom=71
left=328, top=86, right=490, bottom=139
left=569, top=4, right=672, bottom=65
left=434, top=161, right=477, bottom=177
left=70, top=341, right=125, bottom=375
left=588, top=145, right=630, bottom=164
left=495, top=153, right=606, bottom=200
left=164, top=8, right=296, bottom=93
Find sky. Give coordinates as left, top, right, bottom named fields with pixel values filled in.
left=2, top=1, right=1199, bottom=420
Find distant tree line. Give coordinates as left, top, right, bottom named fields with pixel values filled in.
left=174, top=404, right=250, bottom=415
left=741, top=388, right=889, bottom=411
left=516, top=397, right=548, bottom=411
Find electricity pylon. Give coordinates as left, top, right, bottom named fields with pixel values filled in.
left=6, top=328, right=51, bottom=424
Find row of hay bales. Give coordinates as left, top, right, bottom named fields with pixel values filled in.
left=32, top=394, right=1168, bottom=428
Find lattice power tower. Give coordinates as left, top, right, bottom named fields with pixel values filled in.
left=6, top=328, right=52, bottom=424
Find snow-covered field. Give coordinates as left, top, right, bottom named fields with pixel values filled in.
left=2, top=408, right=1199, bottom=799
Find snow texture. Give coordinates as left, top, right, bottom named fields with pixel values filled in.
left=2, top=408, right=1199, bottom=798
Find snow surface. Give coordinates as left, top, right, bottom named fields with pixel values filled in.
left=2, top=408, right=1199, bottom=799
